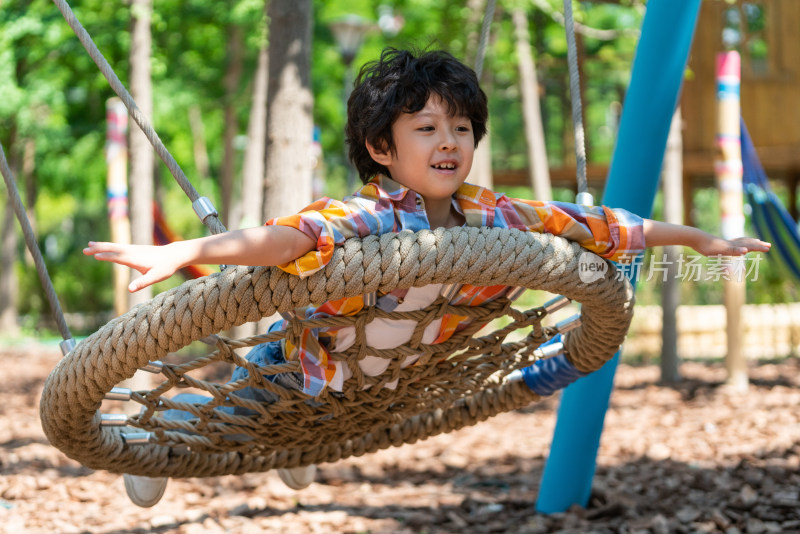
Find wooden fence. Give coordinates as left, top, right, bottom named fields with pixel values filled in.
left=624, top=303, right=800, bottom=360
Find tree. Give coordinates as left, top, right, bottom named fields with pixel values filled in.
left=221, top=24, right=244, bottom=229
left=233, top=24, right=270, bottom=341
left=465, top=0, right=495, bottom=189
left=241, top=42, right=268, bottom=230
left=660, top=108, right=683, bottom=384
left=0, top=193, right=18, bottom=334
left=263, top=0, right=313, bottom=220
left=513, top=7, right=551, bottom=201
left=128, top=0, right=154, bottom=308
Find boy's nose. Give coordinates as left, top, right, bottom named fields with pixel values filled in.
left=439, top=133, right=458, bottom=151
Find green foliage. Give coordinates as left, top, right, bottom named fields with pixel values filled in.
left=1, top=0, right=794, bottom=328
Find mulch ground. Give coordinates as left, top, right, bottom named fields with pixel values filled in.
left=1, top=344, right=799, bottom=534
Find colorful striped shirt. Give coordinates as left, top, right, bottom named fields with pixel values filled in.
left=266, top=175, right=644, bottom=395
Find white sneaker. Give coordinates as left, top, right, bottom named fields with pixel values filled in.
left=277, top=465, right=317, bottom=490
left=123, top=474, right=168, bottom=507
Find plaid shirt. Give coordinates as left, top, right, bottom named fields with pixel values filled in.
left=267, top=175, right=644, bottom=395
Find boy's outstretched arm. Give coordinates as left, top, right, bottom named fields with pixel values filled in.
left=84, top=225, right=316, bottom=292
left=643, top=219, right=771, bottom=257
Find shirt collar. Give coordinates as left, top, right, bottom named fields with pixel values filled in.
left=363, top=174, right=497, bottom=216
left=366, top=174, right=415, bottom=202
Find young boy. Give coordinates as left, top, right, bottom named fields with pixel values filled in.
left=85, top=48, right=769, bottom=507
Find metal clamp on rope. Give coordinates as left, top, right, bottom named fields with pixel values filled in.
left=59, top=338, right=77, bottom=357
left=575, top=191, right=594, bottom=207
left=140, top=361, right=164, bottom=374
left=534, top=340, right=566, bottom=360
left=554, top=314, right=582, bottom=334
left=122, top=432, right=154, bottom=445
left=100, top=414, right=129, bottom=427
left=440, top=284, right=461, bottom=302
left=104, top=387, right=132, bottom=401
left=542, top=295, right=571, bottom=315
left=192, top=196, right=218, bottom=223
left=363, top=291, right=377, bottom=307
left=506, top=286, right=527, bottom=302
left=504, top=369, right=524, bottom=383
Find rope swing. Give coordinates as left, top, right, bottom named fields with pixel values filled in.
left=29, top=0, right=638, bottom=478
left=41, top=227, right=634, bottom=477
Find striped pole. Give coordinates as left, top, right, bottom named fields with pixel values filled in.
left=106, top=97, right=131, bottom=317
left=715, top=51, right=748, bottom=390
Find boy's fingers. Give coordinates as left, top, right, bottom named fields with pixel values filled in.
left=129, top=276, right=149, bottom=292
left=84, top=242, right=117, bottom=255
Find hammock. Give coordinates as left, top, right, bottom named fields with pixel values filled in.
left=741, top=120, right=800, bottom=282
left=39, top=226, right=634, bottom=478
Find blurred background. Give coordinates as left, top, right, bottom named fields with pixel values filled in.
left=1, top=0, right=797, bottom=367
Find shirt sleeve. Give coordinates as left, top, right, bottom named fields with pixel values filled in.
left=503, top=196, right=645, bottom=262
left=265, top=185, right=396, bottom=277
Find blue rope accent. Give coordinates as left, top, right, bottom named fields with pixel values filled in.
left=520, top=335, right=587, bottom=396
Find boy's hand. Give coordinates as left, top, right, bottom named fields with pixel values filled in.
left=644, top=220, right=771, bottom=257
left=692, top=236, right=771, bottom=257
left=84, top=241, right=182, bottom=292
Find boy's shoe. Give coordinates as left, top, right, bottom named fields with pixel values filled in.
left=123, top=474, right=168, bottom=507
left=277, top=465, right=317, bottom=490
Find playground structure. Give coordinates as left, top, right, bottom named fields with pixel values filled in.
left=682, top=0, right=800, bottom=225
left=496, top=0, right=800, bottom=228
left=0, top=0, right=787, bottom=519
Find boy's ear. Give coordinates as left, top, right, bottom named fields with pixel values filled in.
left=365, top=140, right=392, bottom=166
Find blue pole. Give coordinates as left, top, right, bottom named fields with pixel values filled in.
left=536, top=0, right=702, bottom=514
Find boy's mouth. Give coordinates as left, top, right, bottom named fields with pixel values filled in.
left=432, top=161, right=457, bottom=170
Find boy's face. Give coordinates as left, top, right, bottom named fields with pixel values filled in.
left=368, top=95, right=475, bottom=205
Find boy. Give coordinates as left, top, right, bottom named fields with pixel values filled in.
left=85, top=48, right=769, bottom=507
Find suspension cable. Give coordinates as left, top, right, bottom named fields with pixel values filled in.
left=474, top=0, right=497, bottom=79
left=0, top=143, right=75, bottom=355
left=562, top=0, right=591, bottom=204
left=51, top=0, right=227, bottom=235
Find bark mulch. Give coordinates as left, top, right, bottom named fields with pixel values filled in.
left=1, top=345, right=798, bottom=534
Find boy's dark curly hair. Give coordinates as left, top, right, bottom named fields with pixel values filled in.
left=345, top=48, right=489, bottom=183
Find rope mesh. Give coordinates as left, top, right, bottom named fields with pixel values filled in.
left=40, top=227, right=635, bottom=478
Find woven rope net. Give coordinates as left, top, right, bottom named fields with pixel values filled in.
left=40, top=227, right=634, bottom=478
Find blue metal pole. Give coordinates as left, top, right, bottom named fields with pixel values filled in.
left=536, top=0, right=702, bottom=514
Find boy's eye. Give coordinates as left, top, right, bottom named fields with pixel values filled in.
left=456, top=125, right=471, bottom=132
left=417, top=126, right=434, bottom=132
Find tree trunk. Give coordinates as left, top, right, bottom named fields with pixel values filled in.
left=660, top=108, right=683, bottom=384
left=465, top=0, right=493, bottom=189
left=0, top=137, right=33, bottom=334
left=263, top=0, right=313, bottom=220
left=128, top=0, right=154, bottom=308
left=234, top=39, right=270, bottom=342
left=241, top=43, right=269, bottom=229
left=187, top=105, right=210, bottom=182
left=21, top=138, right=36, bottom=267
left=512, top=8, right=551, bottom=201
left=0, top=193, right=18, bottom=334
left=221, top=25, right=244, bottom=229
left=468, top=131, right=493, bottom=189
